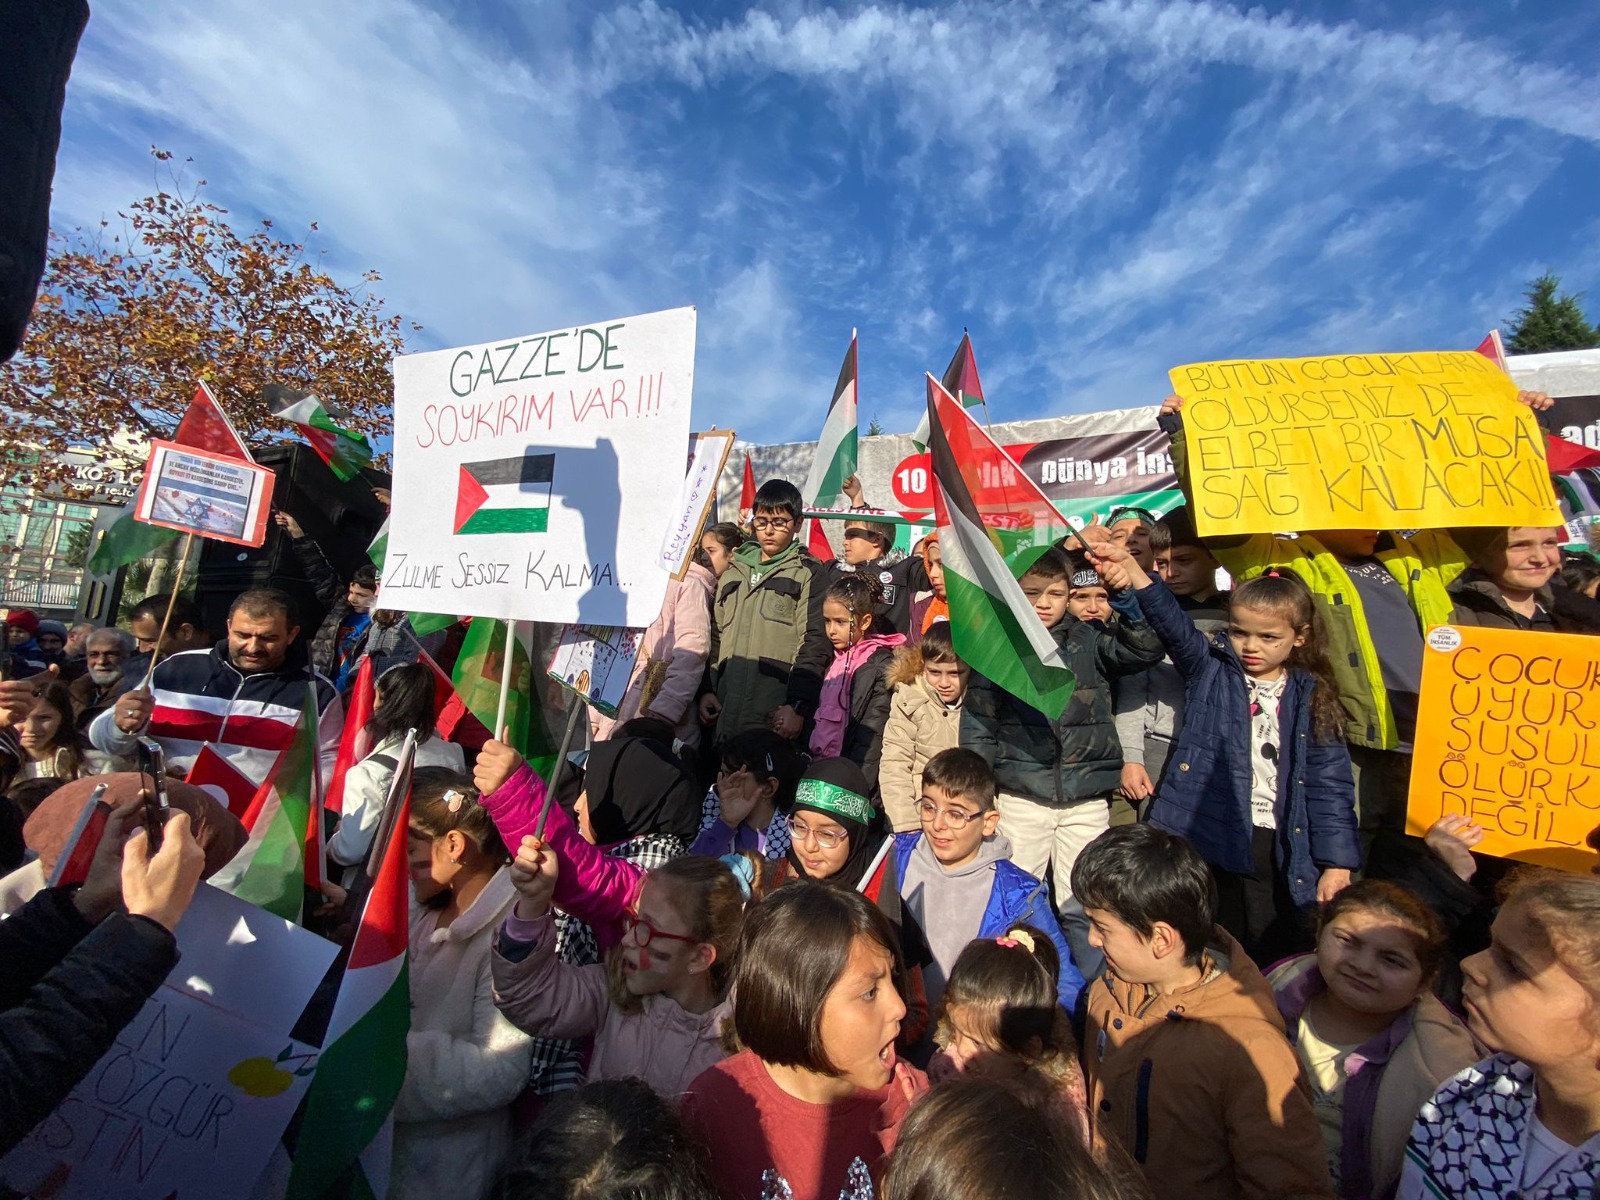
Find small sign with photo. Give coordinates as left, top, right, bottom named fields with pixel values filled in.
left=546, top=624, right=645, bottom=716
left=133, top=440, right=275, bottom=547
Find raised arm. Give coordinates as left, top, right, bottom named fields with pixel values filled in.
left=478, top=751, right=643, bottom=947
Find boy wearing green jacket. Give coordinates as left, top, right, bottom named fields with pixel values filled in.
left=699, top=479, right=832, bottom=746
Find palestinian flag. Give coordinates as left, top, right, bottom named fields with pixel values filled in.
left=454, top=453, right=555, bottom=535
left=175, top=380, right=254, bottom=461
left=451, top=617, right=558, bottom=778
left=366, top=516, right=389, bottom=570
left=740, top=453, right=756, bottom=521
left=88, top=511, right=179, bottom=574
left=209, top=685, right=318, bottom=922
left=802, top=333, right=858, bottom=508
left=926, top=376, right=1075, bottom=720
left=284, top=779, right=410, bottom=1200
left=265, top=383, right=376, bottom=482
left=914, top=331, right=986, bottom=450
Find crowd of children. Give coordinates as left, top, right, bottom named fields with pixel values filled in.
left=461, top=402, right=1600, bottom=1200
left=9, top=386, right=1600, bottom=1200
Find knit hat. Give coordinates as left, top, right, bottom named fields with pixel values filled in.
left=5, top=609, right=38, bottom=637
left=36, top=619, right=68, bottom=640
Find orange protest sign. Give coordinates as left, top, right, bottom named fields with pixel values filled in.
left=1406, top=624, right=1600, bottom=874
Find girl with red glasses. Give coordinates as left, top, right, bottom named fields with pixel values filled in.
left=477, top=736, right=761, bottom=1099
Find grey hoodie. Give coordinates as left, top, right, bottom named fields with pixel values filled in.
left=900, top=831, right=1013, bottom=1013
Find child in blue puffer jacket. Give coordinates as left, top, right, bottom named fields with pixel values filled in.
left=1091, top=538, right=1360, bottom=967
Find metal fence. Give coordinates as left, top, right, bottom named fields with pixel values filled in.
left=1, top=579, right=80, bottom=610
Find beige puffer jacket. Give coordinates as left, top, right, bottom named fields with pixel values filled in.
left=878, top=648, right=963, bottom=832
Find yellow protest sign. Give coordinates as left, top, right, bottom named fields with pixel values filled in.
left=1407, top=624, right=1600, bottom=875
left=1168, top=352, right=1562, bottom=536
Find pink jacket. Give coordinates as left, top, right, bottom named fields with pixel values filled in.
left=491, top=910, right=731, bottom=1098
left=481, top=762, right=644, bottom=950
left=591, top=562, right=714, bottom=748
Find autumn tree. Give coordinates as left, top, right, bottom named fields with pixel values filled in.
left=1505, top=272, right=1599, bottom=355
left=0, top=151, right=416, bottom=492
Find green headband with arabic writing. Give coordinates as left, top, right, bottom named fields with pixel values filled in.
left=793, top=777, right=876, bottom=827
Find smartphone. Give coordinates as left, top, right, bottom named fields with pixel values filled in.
left=136, top=737, right=170, bottom=850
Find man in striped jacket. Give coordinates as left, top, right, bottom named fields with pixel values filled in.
left=90, top=589, right=343, bottom=787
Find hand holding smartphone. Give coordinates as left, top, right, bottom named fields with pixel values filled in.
left=136, top=737, right=170, bottom=851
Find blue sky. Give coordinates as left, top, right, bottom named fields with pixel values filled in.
left=51, top=0, right=1600, bottom=445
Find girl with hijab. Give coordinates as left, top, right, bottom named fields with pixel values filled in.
left=768, top=758, right=894, bottom=899
left=908, top=532, right=949, bottom=643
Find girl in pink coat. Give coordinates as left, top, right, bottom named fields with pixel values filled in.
left=476, top=740, right=758, bottom=1098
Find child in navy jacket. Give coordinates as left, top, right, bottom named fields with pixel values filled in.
left=1092, top=540, right=1360, bottom=966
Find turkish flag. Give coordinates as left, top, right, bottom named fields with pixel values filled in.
left=186, top=744, right=258, bottom=817
left=172, top=381, right=254, bottom=461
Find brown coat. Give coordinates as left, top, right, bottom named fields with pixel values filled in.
left=877, top=648, right=962, bottom=832
left=67, top=671, right=130, bottom=732
left=1084, top=928, right=1336, bottom=1200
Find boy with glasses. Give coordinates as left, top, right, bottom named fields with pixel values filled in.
left=698, top=479, right=831, bottom=745
left=880, top=748, right=1084, bottom=1025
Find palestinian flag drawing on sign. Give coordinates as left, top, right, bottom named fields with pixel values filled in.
left=454, top=454, right=556, bottom=535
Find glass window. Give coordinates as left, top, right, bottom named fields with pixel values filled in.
left=20, top=518, right=52, bottom=549
left=64, top=503, right=93, bottom=520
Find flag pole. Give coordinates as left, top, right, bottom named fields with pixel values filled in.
left=494, top=620, right=518, bottom=738
left=396, top=623, right=455, bottom=690
left=534, top=696, right=586, bottom=840
left=365, top=728, right=418, bottom=882
left=139, top=531, right=196, bottom=691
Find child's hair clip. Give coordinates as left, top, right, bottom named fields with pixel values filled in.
left=999, top=929, right=1037, bottom=953
left=719, top=853, right=756, bottom=900
left=444, top=788, right=469, bottom=813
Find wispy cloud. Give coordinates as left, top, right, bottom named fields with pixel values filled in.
left=48, top=0, right=1600, bottom=444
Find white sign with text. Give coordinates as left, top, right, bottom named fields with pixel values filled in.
left=379, top=306, right=697, bottom=626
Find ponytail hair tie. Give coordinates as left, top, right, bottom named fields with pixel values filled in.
left=1264, top=569, right=1282, bottom=579
left=998, top=929, right=1037, bottom=953
left=720, top=854, right=755, bottom=900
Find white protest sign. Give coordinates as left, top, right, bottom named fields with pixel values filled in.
left=659, top=430, right=735, bottom=577
left=167, top=882, right=339, bottom=1034
left=0, top=885, right=337, bottom=1200
left=379, top=306, right=697, bottom=627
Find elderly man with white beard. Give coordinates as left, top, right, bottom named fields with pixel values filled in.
left=67, top=627, right=134, bottom=733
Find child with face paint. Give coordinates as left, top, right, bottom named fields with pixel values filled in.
left=473, top=735, right=763, bottom=1098
left=1268, top=880, right=1480, bottom=1199
left=1090, top=537, right=1361, bottom=966
left=491, top=832, right=758, bottom=1098
left=681, top=881, right=927, bottom=1200
left=810, top=574, right=906, bottom=798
